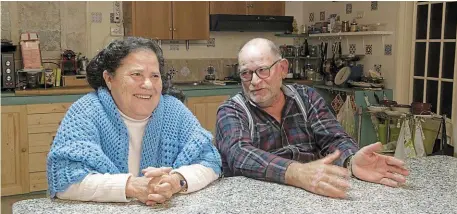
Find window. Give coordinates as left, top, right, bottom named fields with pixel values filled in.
left=410, top=1, right=457, bottom=119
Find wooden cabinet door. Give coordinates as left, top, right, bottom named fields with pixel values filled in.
left=129, top=1, right=172, bottom=40
left=210, top=1, right=248, bottom=15
left=1, top=106, right=29, bottom=196
left=186, top=96, right=229, bottom=137
left=248, top=1, right=285, bottom=16
left=172, top=1, right=210, bottom=40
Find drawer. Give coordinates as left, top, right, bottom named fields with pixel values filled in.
left=28, top=113, right=65, bottom=126
left=29, top=172, right=48, bottom=192
left=28, top=132, right=55, bottom=153
left=28, top=124, right=60, bottom=134
left=29, top=152, right=48, bottom=172
left=27, top=103, right=72, bottom=114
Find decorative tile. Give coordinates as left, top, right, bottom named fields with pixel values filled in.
left=309, top=12, right=314, bottom=22
left=320, top=11, right=325, bottom=21
left=374, top=64, right=382, bottom=73
left=365, top=44, right=373, bottom=55
left=346, top=4, right=352, bottom=14
left=371, top=1, right=378, bottom=11
left=384, top=44, right=392, bottom=55
left=349, top=44, right=356, bottom=55
left=207, top=38, right=215, bottom=47
left=91, top=12, right=102, bottom=23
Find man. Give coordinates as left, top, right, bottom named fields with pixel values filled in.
left=215, top=38, right=409, bottom=199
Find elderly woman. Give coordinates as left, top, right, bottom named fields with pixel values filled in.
left=47, top=37, right=221, bottom=206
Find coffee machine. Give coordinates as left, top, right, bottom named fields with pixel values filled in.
left=1, top=40, right=17, bottom=90
left=61, top=50, right=77, bottom=75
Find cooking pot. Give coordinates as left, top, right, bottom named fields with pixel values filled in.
left=411, top=102, right=432, bottom=115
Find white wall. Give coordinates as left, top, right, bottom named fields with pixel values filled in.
left=87, top=1, right=303, bottom=59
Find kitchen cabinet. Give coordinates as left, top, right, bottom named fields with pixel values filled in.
left=1, top=105, right=29, bottom=196
left=123, top=1, right=209, bottom=40
left=210, top=1, right=285, bottom=16
left=26, top=103, right=71, bottom=192
left=186, top=95, right=229, bottom=137
left=1, top=103, right=72, bottom=196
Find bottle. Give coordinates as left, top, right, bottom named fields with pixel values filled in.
left=304, top=39, right=309, bottom=57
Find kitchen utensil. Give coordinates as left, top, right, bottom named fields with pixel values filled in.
left=334, top=66, right=352, bottom=86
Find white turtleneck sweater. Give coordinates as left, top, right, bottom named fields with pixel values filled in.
left=56, top=110, right=218, bottom=202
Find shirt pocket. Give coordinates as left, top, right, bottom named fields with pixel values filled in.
left=253, top=123, right=275, bottom=150
left=296, top=121, right=315, bottom=144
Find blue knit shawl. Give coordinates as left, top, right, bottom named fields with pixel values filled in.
left=47, top=88, right=222, bottom=197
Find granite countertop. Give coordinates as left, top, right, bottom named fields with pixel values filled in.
left=13, top=156, right=457, bottom=214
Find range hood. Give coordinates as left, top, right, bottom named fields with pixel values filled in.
left=210, top=14, right=293, bottom=32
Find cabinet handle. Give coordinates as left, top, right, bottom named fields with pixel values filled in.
left=173, top=28, right=176, bottom=31
left=21, top=148, right=27, bottom=153
left=169, top=28, right=172, bottom=31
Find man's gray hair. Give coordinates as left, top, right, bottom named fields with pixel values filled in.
left=238, top=38, right=282, bottom=60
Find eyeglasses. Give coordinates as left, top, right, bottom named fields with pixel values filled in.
left=239, top=59, right=282, bottom=82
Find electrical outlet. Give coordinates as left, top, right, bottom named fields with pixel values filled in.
left=110, top=26, right=124, bottom=36
left=113, top=2, right=121, bottom=23
left=356, top=11, right=364, bottom=19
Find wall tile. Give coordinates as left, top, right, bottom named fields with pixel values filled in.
left=371, top=1, right=378, bottom=11
left=384, top=44, right=392, bottom=55
left=365, top=44, right=373, bottom=55
left=346, top=4, right=352, bottom=14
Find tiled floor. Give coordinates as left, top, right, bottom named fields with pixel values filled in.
left=1, top=192, right=47, bottom=214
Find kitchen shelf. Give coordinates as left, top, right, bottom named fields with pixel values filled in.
left=308, top=31, right=393, bottom=38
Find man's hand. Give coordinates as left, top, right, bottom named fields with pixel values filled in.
left=352, top=142, right=409, bottom=187
left=285, top=150, right=351, bottom=199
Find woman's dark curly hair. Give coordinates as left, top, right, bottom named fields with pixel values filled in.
left=86, top=37, right=185, bottom=102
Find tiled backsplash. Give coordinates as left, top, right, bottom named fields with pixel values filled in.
left=165, top=58, right=237, bottom=82
left=13, top=58, right=238, bottom=83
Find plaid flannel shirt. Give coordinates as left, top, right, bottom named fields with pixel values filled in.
left=215, top=84, right=359, bottom=184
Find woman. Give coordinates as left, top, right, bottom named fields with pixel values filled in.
left=47, top=37, right=222, bottom=206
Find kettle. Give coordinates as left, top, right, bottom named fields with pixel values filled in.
left=78, top=56, right=89, bottom=75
